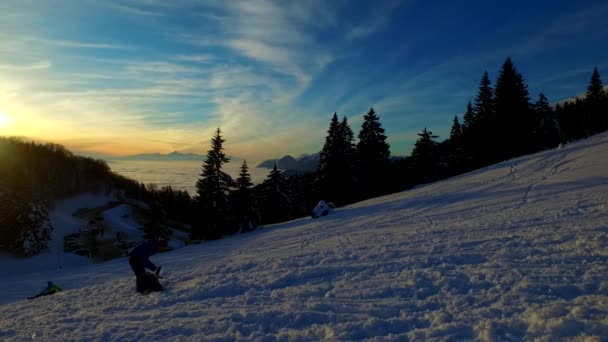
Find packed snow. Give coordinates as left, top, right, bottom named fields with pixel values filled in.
left=2, top=133, right=608, bottom=341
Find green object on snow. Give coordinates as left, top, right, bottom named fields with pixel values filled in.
left=28, top=281, right=63, bottom=300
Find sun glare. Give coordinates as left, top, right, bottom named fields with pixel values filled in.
left=0, top=111, right=11, bottom=129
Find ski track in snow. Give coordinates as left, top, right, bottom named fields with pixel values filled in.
left=2, top=133, right=608, bottom=341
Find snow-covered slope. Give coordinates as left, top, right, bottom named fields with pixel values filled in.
left=2, top=133, right=608, bottom=341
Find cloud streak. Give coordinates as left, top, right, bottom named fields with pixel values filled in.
left=0, top=61, right=52, bottom=71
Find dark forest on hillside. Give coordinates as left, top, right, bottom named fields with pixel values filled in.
left=1, top=58, right=607, bottom=254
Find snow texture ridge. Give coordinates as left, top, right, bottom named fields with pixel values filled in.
left=1, top=133, right=608, bottom=341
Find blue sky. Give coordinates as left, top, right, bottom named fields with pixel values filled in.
left=0, top=0, right=607, bottom=162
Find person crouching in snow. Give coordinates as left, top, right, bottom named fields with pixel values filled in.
left=128, top=239, right=168, bottom=294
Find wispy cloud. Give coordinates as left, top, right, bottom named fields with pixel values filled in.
left=46, top=39, right=133, bottom=50
left=96, top=1, right=164, bottom=17
left=174, top=54, right=215, bottom=64
left=0, top=33, right=132, bottom=51
left=514, top=3, right=608, bottom=57
left=184, top=1, right=335, bottom=90
left=0, top=61, right=52, bottom=71
left=123, top=61, right=206, bottom=74
left=347, top=1, right=403, bottom=40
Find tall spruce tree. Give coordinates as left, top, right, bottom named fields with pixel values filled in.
left=586, top=67, right=605, bottom=102
left=462, top=101, right=476, bottom=132
left=460, top=101, right=482, bottom=170
left=231, top=160, right=258, bottom=233
left=474, top=71, right=495, bottom=124
left=338, top=116, right=356, bottom=202
left=257, top=164, right=291, bottom=224
left=473, top=71, right=497, bottom=165
left=533, top=93, right=561, bottom=149
left=193, top=128, right=231, bottom=240
left=411, top=128, right=439, bottom=184
left=356, top=108, right=391, bottom=200
left=317, top=113, right=355, bottom=206
left=450, top=115, right=462, bottom=140
left=585, top=67, right=606, bottom=134
left=494, top=57, right=533, bottom=160
left=555, top=100, right=582, bottom=141
left=448, top=116, right=466, bottom=176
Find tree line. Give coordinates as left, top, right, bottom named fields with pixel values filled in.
left=187, top=58, right=607, bottom=240
left=0, top=138, right=190, bottom=255
left=0, top=138, right=110, bottom=254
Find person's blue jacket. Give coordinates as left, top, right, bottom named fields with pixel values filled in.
left=129, top=240, right=159, bottom=271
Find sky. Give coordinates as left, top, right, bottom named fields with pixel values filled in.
left=1, top=0, right=607, bottom=163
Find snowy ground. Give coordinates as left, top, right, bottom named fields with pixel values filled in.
left=2, top=133, right=608, bottom=341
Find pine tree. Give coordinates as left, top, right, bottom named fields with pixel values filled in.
left=555, top=100, right=582, bottom=141
left=474, top=71, right=495, bottom=124
left=257, top=164, right=291, bottom=224
left=231, top=160, right=258, bottom=233
left=460, top=101, right=483, bottom=170
left=317, top=113, right=355, bottom=206
left=450, top=115, right=462, bottom=140
left=143, top=199, right=171, bottom=240
left=356, top=108, right=391, bottom=200
left=411, top=128, right=439, bottom=184
left=586, top=67, right=605, bottom=102
left=338, top=116, right=356, bottom=201
left=462, top=101, right=475, bottom=132
left=533, top=93, right=561, bottom=149
left=448, top=116, right=465, bottom=176
left=193, top=128, right=232, bottom=240
left=473, top=71, right=497, bottom=165
left=585, top=67, right=606, bottom=134
left=494, top=57, right=533, bottom=159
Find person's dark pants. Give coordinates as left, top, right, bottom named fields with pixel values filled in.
left=129, top=256, right=147, bottom=293
left=128, top=256, right=163, bottom=293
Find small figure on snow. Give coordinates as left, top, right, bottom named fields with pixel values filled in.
left=28, top=281, right=62, bottom=300
left=128, top=239, right=169, bottom=294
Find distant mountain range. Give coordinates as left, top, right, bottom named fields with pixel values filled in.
left=256, top=153, right=319, bottom=174
left=105, top=151, right=248, bottom=163
left=556, top=85, right=608, bottom=105
left=107, top=151, right=204, bottom=161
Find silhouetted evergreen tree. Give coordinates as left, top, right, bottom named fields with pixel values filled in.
left=231, top=160, right=259, bottom=233
left=450, top=115, right=463, bottom=140
left=586, top=67, right=605, bottom=102
left=143, top=199, right=171, bottom=240
left=356, top=108, right=391, bottom=199
left=459, top=101, right=483, bottom=170
left=448, top=116, right=466, bottom=175
left=193, top=128, right=232, bottom=240
left=472, top=71, right=497, bottom=165
left=474, top=71, right=495, bottom=124
left=555, top=100, right=582, bottom=141
left=494, top=57, right=533, bottom=160
left=585, top=67, right=606, bottom=134
left=411, top=128, right=439, bottom=184
left=257, top=165, right=291, bottom=224
left=533, top=93, right=561, bottom=149
left=462, top=101, right=476, bottom=132
left=286, top=172, right=318, bottom=218
left=317, top=113, right=356, bottom=206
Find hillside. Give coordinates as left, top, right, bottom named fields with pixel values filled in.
left=1, top=133, right=608, bottom=340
